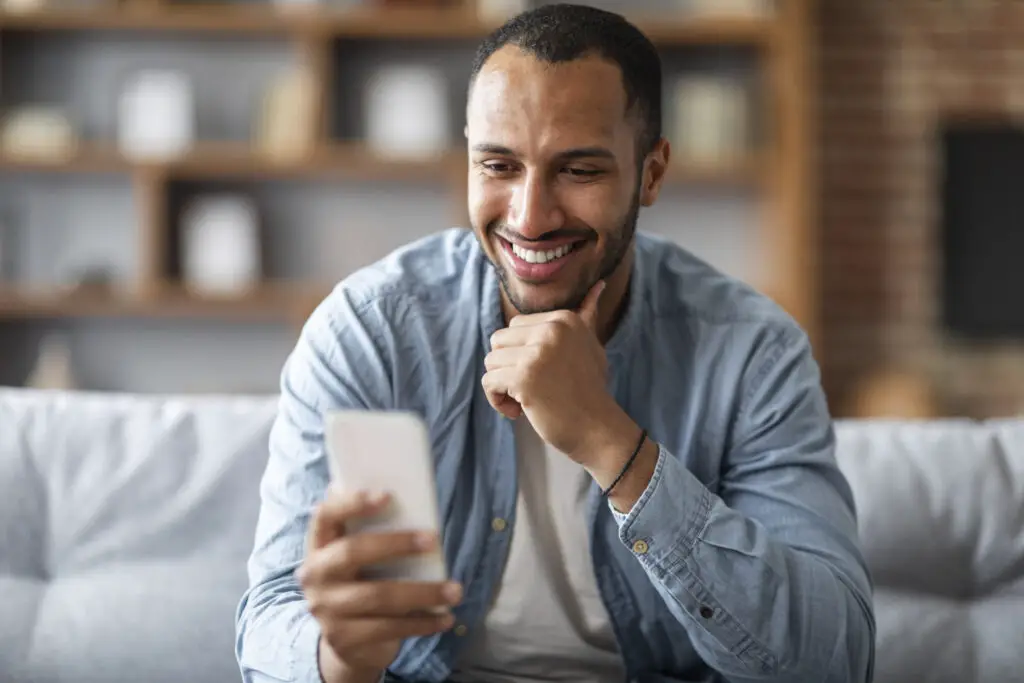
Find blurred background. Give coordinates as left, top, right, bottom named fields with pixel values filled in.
left=0, top=0, right=1019, bottom=420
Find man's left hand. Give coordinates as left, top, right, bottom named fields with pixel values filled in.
left=481, top=280, right=631, bottom=465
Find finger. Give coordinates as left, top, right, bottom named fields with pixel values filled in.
left=309, top=488, right=391, bottom=552
left=489, top=326, right=535, bottom=350
left=507, top=309, right=572, bottom=328
left=483, top=346, right=527, bottom=370
left=577, top=280, right=606, bottom=332
left=330, top=613, right=455, bottom=650
left=481, top=369, right=523, bottom=419
left=301, top=529, right=439, bottom=586
left=318, top=580, right=463, bottom=618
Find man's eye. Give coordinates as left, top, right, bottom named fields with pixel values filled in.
left=565, top=167, right=602, bottom=177
left=482, top=162, right=516, bottom=174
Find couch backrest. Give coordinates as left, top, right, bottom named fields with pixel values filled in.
left=0, top=389, right=279, bottom=683
left=2, top=390, right=1021, bottom=683
left=834, top=419, right=1024, bottom=683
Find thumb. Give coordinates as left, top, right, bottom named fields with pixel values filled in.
left=578, top=279, right=606, bottom=331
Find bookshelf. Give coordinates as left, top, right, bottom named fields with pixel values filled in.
left=0, top=0, right=817, bottom=391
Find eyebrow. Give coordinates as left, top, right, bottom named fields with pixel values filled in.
left=471, top=144, right=617, bottom=162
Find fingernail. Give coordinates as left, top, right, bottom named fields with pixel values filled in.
left=416, top=531, right=437, bottom=550
left=367, top=490, right=389, bottom=505
left=443, top=582, right=463, bottom=604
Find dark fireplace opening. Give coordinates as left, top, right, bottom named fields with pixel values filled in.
left=940, top=122, right=1024, bottom=341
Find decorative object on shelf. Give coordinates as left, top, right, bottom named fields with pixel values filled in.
left=0, top=0, right=47, bottom=13
left=0, top=107, right=78, bottom=162
left=256, top=68, right=320, bottom=163
left=475, top=0, right=530, bottom=22
left=683, top=0, right=773, bottom=18
left=61, top=265, right=117, bottom=295
left=670, top=75, right=750, bottom=165
left=270, top=0, right=323, bottom=11
left=117, top=69, right=195, bottom=161
left=180, top=194, right=262, bottom=297
left=25, top=332, right=77, bottom=391
left=365, top=64, right=450, bottom=161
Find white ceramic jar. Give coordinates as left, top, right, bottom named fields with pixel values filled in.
left=180, top=194, right=261, bottom=296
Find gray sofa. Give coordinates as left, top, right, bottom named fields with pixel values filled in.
left=1, top=388, right=1021, bottom=683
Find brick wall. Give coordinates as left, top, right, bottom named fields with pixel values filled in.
left=818, top=0, right=1024, bottom=418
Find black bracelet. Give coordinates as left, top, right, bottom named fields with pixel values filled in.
left=600, top=428, right=648, bottom=497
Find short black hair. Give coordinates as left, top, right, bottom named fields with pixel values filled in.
left=469, top=3, right=663, bottom=156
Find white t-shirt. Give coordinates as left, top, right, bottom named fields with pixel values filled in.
left=450, top=416, right=627, bottom=682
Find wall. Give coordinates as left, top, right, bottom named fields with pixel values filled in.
left=819, top=0, right=1024, bottom=418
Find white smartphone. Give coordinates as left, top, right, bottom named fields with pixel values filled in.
left=323, top=409, right=448, bottom=583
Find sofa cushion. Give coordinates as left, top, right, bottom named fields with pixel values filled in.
left=0, top=389, right=279, bottom=683
left=835, top=419, right=1024, bottom=683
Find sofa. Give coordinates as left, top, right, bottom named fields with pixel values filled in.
left=1, top=388, right=1021, bottom=683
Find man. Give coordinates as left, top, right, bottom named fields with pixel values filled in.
left=235, top=4, right=876, bottom=683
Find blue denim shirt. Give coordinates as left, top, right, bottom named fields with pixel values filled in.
left=236, top=228, right=875, bottom=683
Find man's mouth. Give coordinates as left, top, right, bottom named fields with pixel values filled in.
left=508, top=241, right=577, bottom=265
left=496, top=235, right=587, bottom=282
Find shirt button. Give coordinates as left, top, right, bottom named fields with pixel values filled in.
left=632, top=539, right=649, bottom=554
left=700, top=605, right=714, bottom=619
left=454, top=624, right=468, bottom=637
left=491, top=517, right=507, bottom=532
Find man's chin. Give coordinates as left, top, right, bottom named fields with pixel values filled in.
left=503, top=281, right=586, bottom=315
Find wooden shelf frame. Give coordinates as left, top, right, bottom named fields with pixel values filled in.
left=0, top=4, right=776, bottom=45
left=0, top=141, right=764, bottom=185
left=0, top=281, right=329, bottom=323
left=0, top=1, right=815, bottom=343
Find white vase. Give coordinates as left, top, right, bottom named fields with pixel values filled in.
left=671, top=76, right=750, bottom=164
left=180, top=195, right=261, bottom=297
left=365, top=65, right=450, bottom=161
left=118, top=69, right=195, bottom=161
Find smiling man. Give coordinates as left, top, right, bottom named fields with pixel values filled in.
left=236, top=4, right=876, bottom=683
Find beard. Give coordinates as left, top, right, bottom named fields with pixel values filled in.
left=479, top=185, right=641, bottom=316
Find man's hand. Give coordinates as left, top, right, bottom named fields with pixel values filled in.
left=298, top=488, right=462, bottom=681
left=481, top=280, right=631, bottom=465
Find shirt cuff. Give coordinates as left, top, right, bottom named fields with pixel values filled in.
left=608, top=442, right=713, bottom=571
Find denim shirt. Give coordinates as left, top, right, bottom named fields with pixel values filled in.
left=235, top=228, right=876, bottom=683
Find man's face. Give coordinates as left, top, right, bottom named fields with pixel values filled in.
left=466, top=46, right=656, bottom=315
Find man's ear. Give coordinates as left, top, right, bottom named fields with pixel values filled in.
left=639, top=137, right=671, bottom=207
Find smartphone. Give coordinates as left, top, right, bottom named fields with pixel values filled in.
left=323, top=409, right=448, bottom=583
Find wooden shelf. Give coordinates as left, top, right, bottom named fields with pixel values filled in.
left=0, top=142, right=466, bottom=182
left=0, top=142, right=764, bottom=186
left=0, top=6, right=774, bottom=45
left=0, top=282, right=329, bottom=322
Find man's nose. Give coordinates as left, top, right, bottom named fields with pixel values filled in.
left=506, top=172, right=564, bottom=238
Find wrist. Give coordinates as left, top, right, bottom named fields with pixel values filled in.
left=578, top=402, right=641, bottom=473
left=580, top=408, right=659, bottom=513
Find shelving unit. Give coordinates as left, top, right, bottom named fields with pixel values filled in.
left=0, top=0, right=816, bottom=392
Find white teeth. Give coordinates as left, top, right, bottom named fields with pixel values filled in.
left=511, top=242, right=573, bottom=264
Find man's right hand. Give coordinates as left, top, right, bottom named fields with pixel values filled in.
left=298, top=488, right=463, bottom=680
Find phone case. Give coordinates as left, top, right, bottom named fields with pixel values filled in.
left=324, top=409, right=448, bottom=583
